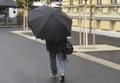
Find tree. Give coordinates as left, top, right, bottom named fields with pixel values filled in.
left=17, top=0, right=34, bottom=8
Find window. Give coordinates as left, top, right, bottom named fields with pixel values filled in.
left=70, top=0, right=73, bottom=5
left=111, top=0, right=117, bottom=4
left=79, top=0, right=88, bottom=4
left=79, top=0, right=83, bottom=4
left=55, top=0, right=62, bottom=1
left=34, top=0, right=40, bottom=1
left=97, top=0, right=102, bottom=4
left=84, top=0, right=88, bottom=4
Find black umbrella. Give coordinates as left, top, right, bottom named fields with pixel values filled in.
left=28, top=6, right=72, bottom=42
left=0, top=0, right=17, bottom=8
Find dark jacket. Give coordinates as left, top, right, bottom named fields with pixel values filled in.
left=46, top=38, right=67, bottom=53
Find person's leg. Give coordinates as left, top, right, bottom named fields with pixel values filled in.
left=57, top=52, right=66, bottom=76
left=57, top=52, right=66, bottom=82
left=49, top=52, right=57, bottom=76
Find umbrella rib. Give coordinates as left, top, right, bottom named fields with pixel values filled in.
left=54, top=15, right=72, bottom=31
left=37, top=16, right=51, bottom=37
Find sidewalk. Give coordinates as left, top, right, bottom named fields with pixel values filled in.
left=71, top=27, right=120, bottom=64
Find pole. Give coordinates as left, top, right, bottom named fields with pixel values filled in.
left=83, top=5, right=86, bottom=47
left=85, top=5, right=88, bottom=47
left=93, top=6, right=96, bottom=48
left=84, top=0, right=88, bottom=47
left=22, top=0, right=28, bottom=31
left=79, top=6, right=82, bottom=47
left=78, top=1, right=96, bottom=48
left=89, top=0, right=92, bottom=33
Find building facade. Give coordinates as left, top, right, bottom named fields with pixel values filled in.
left=62, top=0, right=120, bottom=32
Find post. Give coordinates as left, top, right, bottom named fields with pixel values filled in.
left=22, top=0, right=28, bottom=31
left=83, top=6, right=86, bottom=47
left=23, top=7, right=28, bottom=31
left=79, top=6, right=82, bottom=47
left=84, top=4, right=88, bottom=47
left=92, top=6, right=96, bottom=48
left=78, top=3, right=96, bottom=48
left=89, top=0, right=92, bottom=33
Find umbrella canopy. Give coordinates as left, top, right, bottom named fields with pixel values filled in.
left=28, top=6, right=72, bottom=42
left=0, top=0, right=17, bottom=7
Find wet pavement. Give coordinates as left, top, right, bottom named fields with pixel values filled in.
left=0, top=28, right=120, bottom=83
left=70, top=31, right=120, bottom=64
left=23, top=30, right=120, bottom=64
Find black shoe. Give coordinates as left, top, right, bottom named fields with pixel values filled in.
left=60, top=75, right=65, bottom=82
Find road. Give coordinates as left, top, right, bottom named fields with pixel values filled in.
left=0, top=28, right=120, bottom=83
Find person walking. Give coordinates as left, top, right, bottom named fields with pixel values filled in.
left=45, top=37, right=67, bottom=82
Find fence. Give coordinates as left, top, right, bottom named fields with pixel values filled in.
left=0, top=16, right=23, bottom=28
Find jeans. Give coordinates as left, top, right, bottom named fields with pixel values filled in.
left=49, top=52, right=66, bottom=75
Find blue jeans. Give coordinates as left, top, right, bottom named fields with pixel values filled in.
left=49, top=52, right=66, bottom=75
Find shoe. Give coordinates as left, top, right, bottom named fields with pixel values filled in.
left=50, top=74, right=57, bottom=78
left=60, top=75, right=65, bottom=82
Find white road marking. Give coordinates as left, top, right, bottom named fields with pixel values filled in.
left=73, top=52, right=120, bottom=71
left=74, top=44, right=120, bottom=52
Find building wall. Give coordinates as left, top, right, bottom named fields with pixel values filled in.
left=62, top=0, right=120, bottom=32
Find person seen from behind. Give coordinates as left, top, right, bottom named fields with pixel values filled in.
left=45, top=37, right=67, bottom=82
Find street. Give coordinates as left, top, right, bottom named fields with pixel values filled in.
left=0, top=28, right=120, bottom=83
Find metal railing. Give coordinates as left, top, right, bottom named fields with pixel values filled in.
left=0, top=16, right=23, bottom=28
